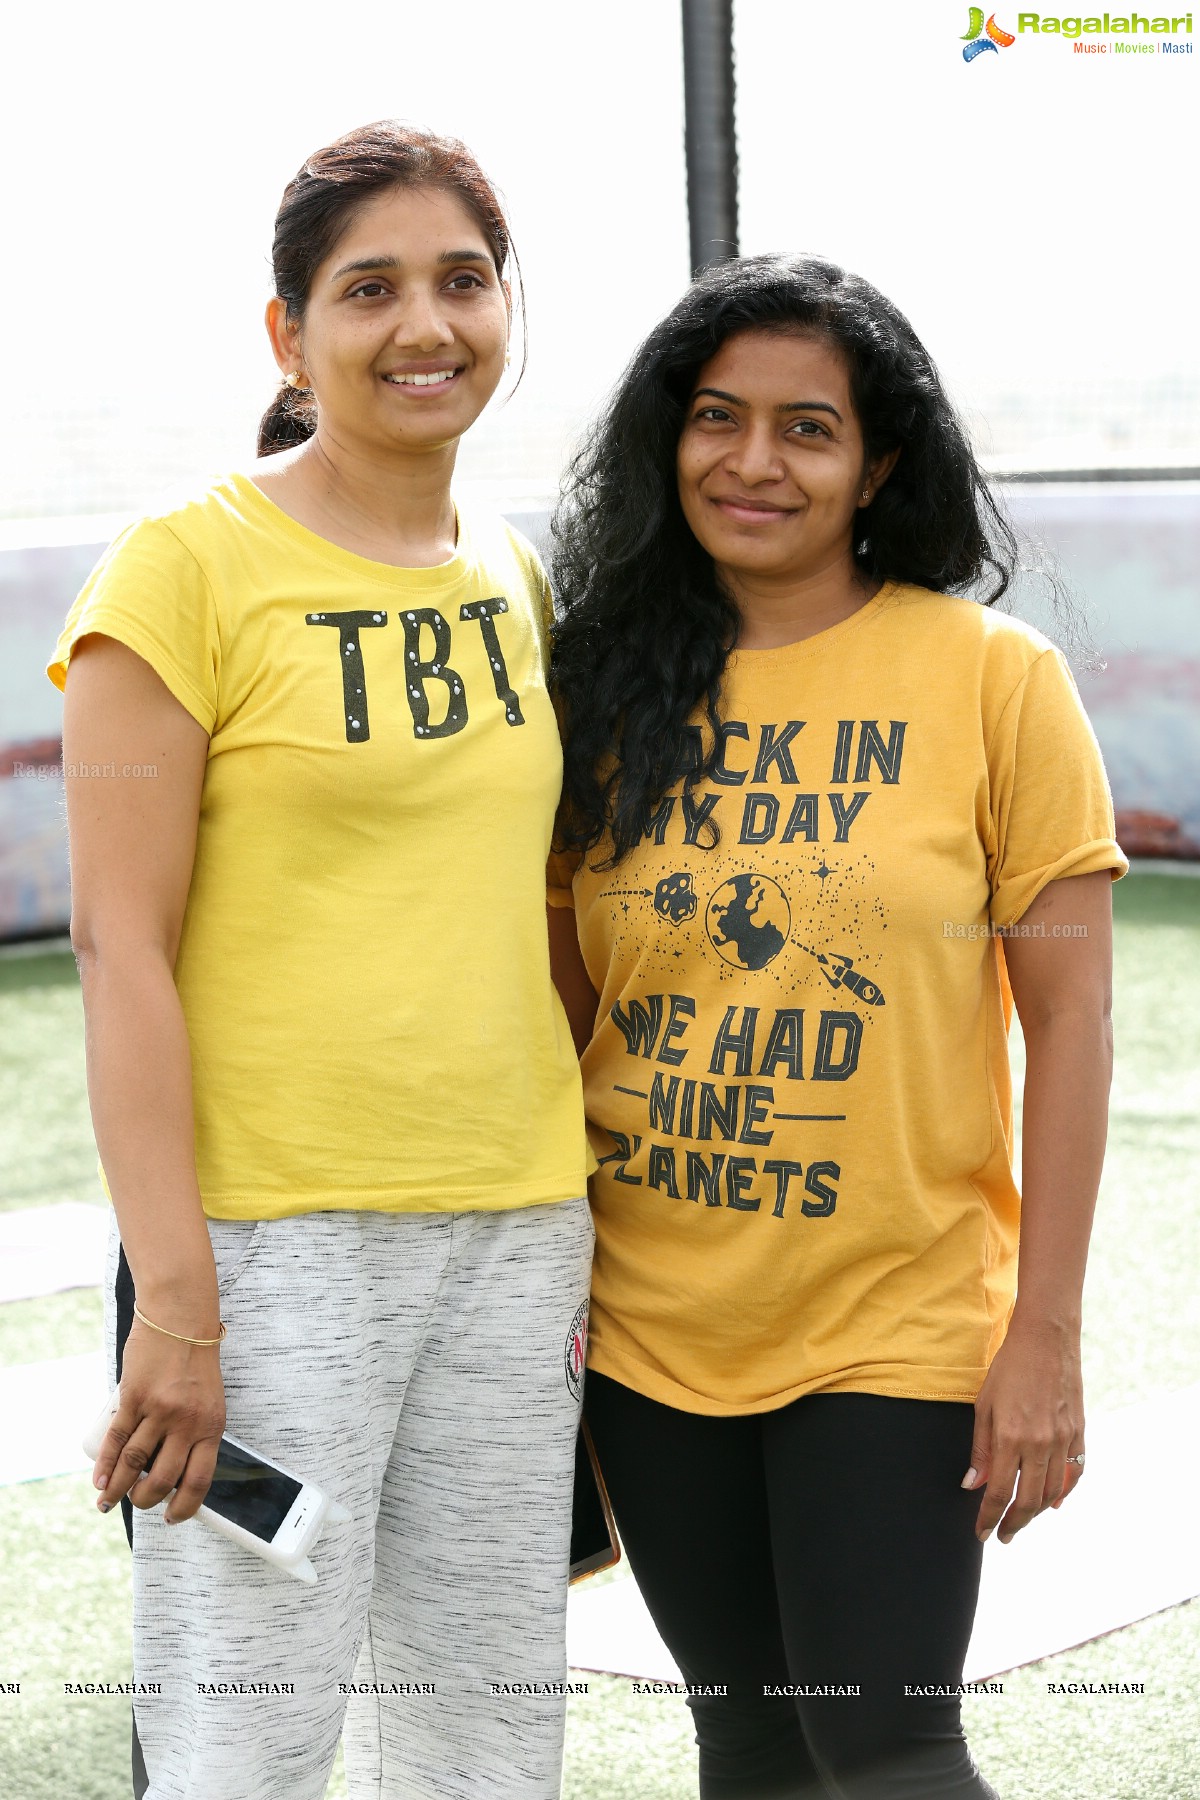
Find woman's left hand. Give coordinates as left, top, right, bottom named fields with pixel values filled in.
left=962, top=1314, right=1086, bottom=1544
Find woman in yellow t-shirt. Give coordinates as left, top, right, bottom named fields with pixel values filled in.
left=50, top=123, right=591, bottom=1800
left=547, top=255, right=1125, bottom=1799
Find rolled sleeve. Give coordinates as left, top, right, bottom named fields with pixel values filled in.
left=986, top=648, right=1127, bottom=928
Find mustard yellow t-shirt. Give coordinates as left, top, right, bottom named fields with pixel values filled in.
left=49, top=473, right=589, bottom=1220
left=549, top=583, right=1126, bottom=1413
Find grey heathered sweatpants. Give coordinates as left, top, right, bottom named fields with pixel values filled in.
left=103, top=1198, right=594, bottom=1800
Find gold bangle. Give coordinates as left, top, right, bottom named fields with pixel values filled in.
left=132, top=1303, right=226, bottom=1346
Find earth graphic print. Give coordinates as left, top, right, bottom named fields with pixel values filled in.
left=705, top=874, right=792, bottom=970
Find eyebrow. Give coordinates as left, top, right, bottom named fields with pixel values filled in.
left=693, top=386, right=844, bottom=423
left=330, top=250, right=492, bottom=282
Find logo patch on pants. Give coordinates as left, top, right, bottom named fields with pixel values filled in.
left=564, top=1300, right=588, bottom=1402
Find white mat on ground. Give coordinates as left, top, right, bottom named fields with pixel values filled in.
left=567, top=1383, right=1200, bottom=1682
left=0, top=1351, right=107, bottom=1485
left=0, top=1201, right=109, bottom=1302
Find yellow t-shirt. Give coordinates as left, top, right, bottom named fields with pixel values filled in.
left=549, top=583, right=1127, bottom=1413
left=49, top=472, right=589, bottom=1220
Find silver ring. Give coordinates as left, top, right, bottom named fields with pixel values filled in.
left=1066, top=1453, right=1086, bottom=1466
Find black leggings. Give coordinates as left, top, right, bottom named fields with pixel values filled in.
left=584, top=1373, right=1001, bottom=1800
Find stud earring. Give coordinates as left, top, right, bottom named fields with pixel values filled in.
left=285, top=370, right=308, bottom=390
left=861, top=487, right=870, bottom=501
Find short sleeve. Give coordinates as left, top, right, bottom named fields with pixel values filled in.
left=505, top=519, right=571, bottom=900
left=500, top=521, right=555, bottom=671
left=986, top=647, right=1128, bottom=927
left=46, top=518, right=221, bottom=732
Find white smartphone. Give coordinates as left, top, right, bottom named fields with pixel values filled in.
left=82, top=1388, right=349, bottom=1584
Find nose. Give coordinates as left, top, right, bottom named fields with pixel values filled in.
left=393, top=283, right=456, bottom=352
left=722, top=420, right=786, bottom=486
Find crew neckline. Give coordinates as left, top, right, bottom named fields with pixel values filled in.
left=727, top=581, right=899, bottom=666
left=228, top=470, right=472, bottom=589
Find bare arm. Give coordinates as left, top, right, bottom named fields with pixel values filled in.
left=966, top=869, right=1114, bottom=1543
left=65, top=633, right=224, bottom=1522
left=547, top=903, right=600, bottom=1060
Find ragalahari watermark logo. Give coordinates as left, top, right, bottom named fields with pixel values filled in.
left=962, top=8, right=1017, bottom=58
left=960, top=9, right=1194, bottom=57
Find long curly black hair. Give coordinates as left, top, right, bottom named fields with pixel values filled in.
left=549, top=253, right=1019, bottom=867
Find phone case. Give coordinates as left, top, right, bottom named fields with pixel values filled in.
left=569, top=1417, right=621, bottom=1584
left=82, top=1388, right=350, bottom=1583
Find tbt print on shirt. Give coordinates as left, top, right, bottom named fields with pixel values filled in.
left=591, top=713, right=901, bottom=1224
left=305, top=598, right=527, bottom=742
left=47, top=478, right=591, bottom=1219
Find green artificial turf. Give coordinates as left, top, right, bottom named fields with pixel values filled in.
left=0, top=871, right=1196, bottom=1798
left=0, top=1285, right=104, bottom=1368
left=960, top=1600, right=1200, bottom=1800
left=0, top=944, right=94, bottom=1213
left=0, top=1471, right=133, bottom=1800
left=1082, top=872, right=1200, bottom=1411
left=0, top=1469, right=1197, bottom=1799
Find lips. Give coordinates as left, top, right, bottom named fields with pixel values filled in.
left=710, top=494, right=794, bottom=522
left=382, top=366, right=462, bottom=389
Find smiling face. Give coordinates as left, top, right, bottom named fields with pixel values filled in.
left=676, top=328, right=895, bottom=599
left=272, top=184, right=511, bottom=456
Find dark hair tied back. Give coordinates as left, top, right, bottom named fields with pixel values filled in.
left=550, top=252, right=1021, bottom=866
left=258, top=385, right=317, bottom=456
left=257, top=121, right=520, bottom=457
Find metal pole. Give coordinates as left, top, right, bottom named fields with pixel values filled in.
left=681, top=0, right=739, bottom=276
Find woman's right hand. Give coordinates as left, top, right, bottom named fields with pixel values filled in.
left=65, top=633, right=225, bottom=1527
left=94, top=1319, right=226, bottom=1525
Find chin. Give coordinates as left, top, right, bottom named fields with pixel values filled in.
left=379, top=414, right=470, bottom=450
left=716, top=544, right=795, bottom=575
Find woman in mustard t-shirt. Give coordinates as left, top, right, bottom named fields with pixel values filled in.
left=547, top=255, right=1125, bottom=1799
left=50, top=124, right=592, bottom=1800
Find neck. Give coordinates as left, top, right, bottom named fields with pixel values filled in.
left=723, top=551, right=880, bottom=651
left=271, top=427, right=460, bottom=566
